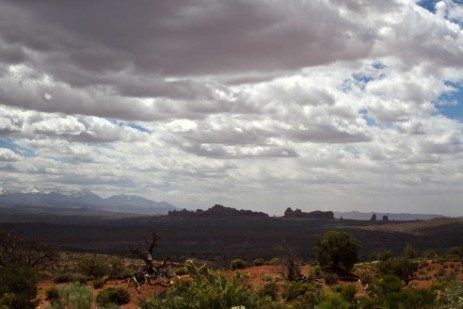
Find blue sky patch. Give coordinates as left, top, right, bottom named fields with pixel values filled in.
left=418, top=0, right=439, bottom=13
left=126, top=122, right=151, bottom=133
left=359, top=108, right=377, bottom=127
left=372, top=62, right=386, bottom=70
left=0, top=138, right=16, bottom=150
left=435, top=81, right=463, bottom=121
left=352, top=73, right=374, bottom=91
left=108, top=118, right=151, bottom=134
left=340, top=72, right=375, bottom=93
left=0, top=138, right=35, bottom=157
left=418, top=0, right=463, bottom=27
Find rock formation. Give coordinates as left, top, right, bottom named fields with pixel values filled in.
left=283, top=207, right=334, bottom=219
left=168, top=204, right=268, bottom=218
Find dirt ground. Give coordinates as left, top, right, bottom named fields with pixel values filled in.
left=35, top=265, right=361, bottom=308
left=35, top=261, right=463, bottom=308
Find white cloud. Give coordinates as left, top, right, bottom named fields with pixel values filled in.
left=0, top=148, right=21, bottom=162
left=0, top=0, right=462, bottom=216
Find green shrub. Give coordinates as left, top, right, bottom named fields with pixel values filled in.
left=368, top=249, right=394, bottom=262
left=44, top=286, right=60, bottom=302
left=436, top=268, right=446, bottom=278
left=258, top=281, right=278, bottom=300
left=305, top=268, right=318, bottom=281
left=318, top=293, right=350, bottom=309
left=283, top=251, right=301, bottom=281
left=402, top=243, right=418, bottom=259
left=422, top=249, right=437, bottom=260
left=365, top=275, right=435, bottom=308
left=377, top=256, right=418, bottom=284
left=0, top=263, right=38, bottom=309
left=107, top=256, right=129, bottom=278
left=175, top=267, right=188, bottom=276
left=324, top=272, right=339, bottom=285
left=382, top=288, right=435, bottom=309
left=139, top=260, right=267, bottom=309
left=253, top=258, right=264, bottom=266
left=138, top=298, right=158, bottom=309
left=282, top=281, right=324, bottom=306
left=432, top=280, right=463, bottom=308
left=315, top=231, right=361, bottom=271
left=53, top=273, right=72, bottom=283
left=445, top=246, right=463, bottom=259
left=58, top=282, right=94, bottom=309
left=92, top=278, right=105, bottom=289
left=96, top=287, right=130, bottom=307
left=357, top=295, right=380, bottom=309
left=268, top=258, right=280, bottom=265
left=376, top=275, right=403, bottom=294
left=230, top=259, right=247, bottom=270
left=358, top=268, right=377, bottom=285
left=340, top=283, right=357, bottom=304
left=283, top=281, right=308, bottom=301
left=71, top=274, right=88, bottom=285
left=77, top=254, right=110, bottom=279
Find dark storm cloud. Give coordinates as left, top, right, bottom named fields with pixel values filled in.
left=0, top=0, right=372, bottom=79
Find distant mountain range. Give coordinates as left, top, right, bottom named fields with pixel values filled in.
left=0, top=187, right=177, bottom=215
left=0, top=187, right=450, bottom=221
left=333, top=211, right=444, bottom=221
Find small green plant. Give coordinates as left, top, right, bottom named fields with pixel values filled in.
left=253, top=258, right=264, bottom=266
left=282, top=281, right=324, bottom=307
left=139, top=260, right=268, bottom=309
left=432, top=280, right=463, bottom=308
left=436, top=268, right=446, bottom=277
left=307, top=265, right=321, bottom=281
left=359, top=269, right=378, bottom=284
left=368, top=249, right=394, bottom=262
left=318, top=293, right=350, bottom=309
left=92, top=278, right=105, bottom=289
left=175, top=267, right=188, bottom=276
left=377, top=256, right=418, bottom=284
left=71, top=274, right=88, bottom=285
left=445, top=247, right=463, bottom=259
left=323, top=272, right=339, bottom=285
left=258, top=281, right=278, bottom=300
left=0, top=264, right=38, bottom=309
left=339, top=283, right=357, bottom=304
left=57, top=282, right=94, bottom=309
left=44, top=286, right=60, bottom=302
left=422, top=249, right=437, bottom=260
left=260, top=273, right=275, bottom=282
left=53, top=274, right=72, bottom=283
left=230, top=259, right=247, bottom=270
left=402, top=243, right=418, bottom=259
left=107, top=256, right=129, bottom=278
left=268, top=258, right=280, bottom=265
left=96, top=287, right=130, bottom=307
left=77, top=254, right=110, bottom=279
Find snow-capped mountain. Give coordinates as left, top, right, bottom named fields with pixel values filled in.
left=0, top=188, right=177, bottom=215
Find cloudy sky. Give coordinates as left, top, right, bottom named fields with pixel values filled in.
left=0, top=0, right=462, bottom=216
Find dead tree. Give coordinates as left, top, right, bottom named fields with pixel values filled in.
left=0, top=231, right=57, bottom=268
left=127, top=232, right=175, bottom=290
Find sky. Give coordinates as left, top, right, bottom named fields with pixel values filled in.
left=0, top=0, right=463, bottom=216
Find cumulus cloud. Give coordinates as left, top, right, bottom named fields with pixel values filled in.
left=0, top=148, right=21, bottom=161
